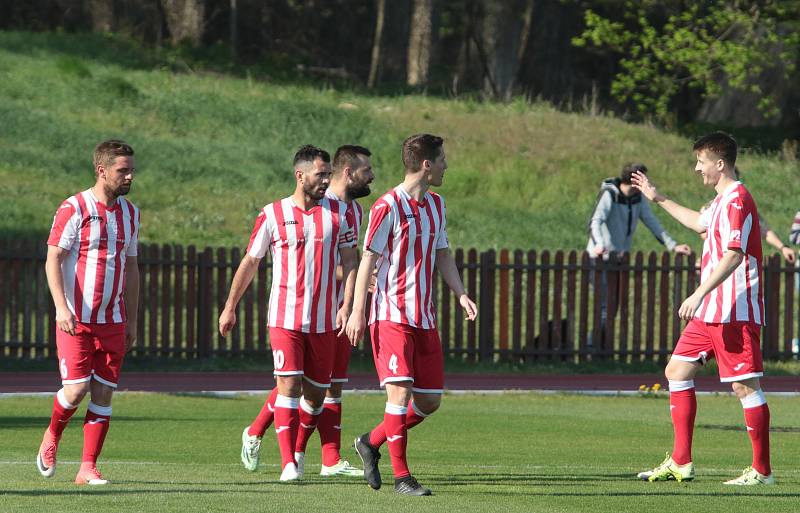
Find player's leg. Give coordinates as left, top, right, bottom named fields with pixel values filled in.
left=318, top=333, right=362, bottom=476
left=293, top=331, right=337, bottom=478
left=241, top=386, right=277, bottom=471
left=38, top=324, right=92, bottom=478
left=266, top=328, right=304, bottom=480
left=638, top=320, right=707, bottom=482
left=716, top=323, right=773, bottom=485
left=76, top=323, right=125, bottom=485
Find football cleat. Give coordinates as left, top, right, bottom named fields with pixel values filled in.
left=240, top=426, right=262, bottom=471
left=723, top=466, right=775, bottom=486
left=394, top=475, right=432, bottom=496
left=320, top=459, right=364, bottom=477
left=75, top=464, right=109, bottom=485
left=637, top=452, right=695, bottom=482
left=36, top=429, right=59, bottom=478
left=354, top=433, right=381, bottom=490
left=279, top=462, right=300, bottom=482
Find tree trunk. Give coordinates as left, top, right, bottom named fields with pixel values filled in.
left=88, top=0, right=114, bottom=32
left=229, top=0, right=238, bottom=59
left=367, top=0, right=386, bottom=89
left=161, top=0, right=204, bottom=47
left=406, top=0, right=432, bottom=87
left=479, top=0, right=531, bottom=100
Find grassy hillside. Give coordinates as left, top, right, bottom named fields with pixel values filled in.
left=1, top=31, right=797, bottom=253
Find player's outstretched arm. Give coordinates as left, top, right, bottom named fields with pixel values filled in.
left=760, top=214, right=796, bottom=263
left=124, top=256, right=140, bottom=351
left=45, top=245, right=75, bottom=336
left=218, top=254, right=261, bottom=337
left=678, top=248, right=744, bottom=320
left=336, top=247, right=358, bottom=336
left=630, top=171, right=705, bottom=233
left=346, top=250, right=380, bottom=345
left=435, top=248, right=477, bottom=321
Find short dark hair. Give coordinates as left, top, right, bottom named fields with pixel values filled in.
left=293, top=145, right=330, bottom=167
left=402, top=134, right=443, bottom=172
left=93, top=139, right=134, bottom=169
left=620, top=162, right=647, bottom=184
left=693, top=132, right=737, bottom=168
left=333, top=145, right=371, bottom=173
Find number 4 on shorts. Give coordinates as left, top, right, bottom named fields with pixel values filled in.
left=388, top=354, right=398, bottom=374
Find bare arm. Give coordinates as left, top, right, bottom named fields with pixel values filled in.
left=436, top=248, right=477, bottom=321
left=336, top=247, right=358, bottom=336
left=760, top=214, right=796, bottom=263
left=218, top=254, right=261, bottom=336
left=45, top=245, right=75, bottom=335
left=630, top=171, right=705, bottom=233
left=124, top=256, right=139, bottom=351
left=345, top=250, right=380, bottom=345
left=678, top=249, right=744, bottom=320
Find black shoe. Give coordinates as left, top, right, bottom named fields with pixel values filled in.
left=354, top=433, right=381, bottom=490
left=394, top=476, right=432, bottom=496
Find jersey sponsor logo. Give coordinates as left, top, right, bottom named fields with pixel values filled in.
left=88, top=215, right=103, bottom=222
left=386, top=435, right=404, bottom=442
left=283, top=220, right=299, bottom=225
left=404, top=214, right=415, bottom=219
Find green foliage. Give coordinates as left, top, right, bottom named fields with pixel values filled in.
left=573, top=1, right=800, bottom=124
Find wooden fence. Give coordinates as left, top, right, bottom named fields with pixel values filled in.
left=2, top=240, right=799, bottom=362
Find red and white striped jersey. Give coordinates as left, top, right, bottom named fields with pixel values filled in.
left=697, top=181, right=763, bottom=324
left=364, top=186, right=449, bottom=329
left=325, top=190, right=363, bottom=308
left=47, top=189, right=140, bottom=324
left=247, top=196, right=356, bottom=333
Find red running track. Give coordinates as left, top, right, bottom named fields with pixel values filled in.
left=1, top=372, right=798, bottom=393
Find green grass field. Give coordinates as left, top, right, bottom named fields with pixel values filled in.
left=2, top=392, right=798, bottom=512
left=1, top=30, right=798, bottom=252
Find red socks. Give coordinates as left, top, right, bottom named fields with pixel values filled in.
left=48, top=388, right=78, bottom=438
left=382, top=402, right=410, bottom=479
left=249, top=387, right=278, bottom=437
left=295, top=397, right=323, bottom=454
left=273, top=394, right=299, bottom=469
left=82, top=402, right=112, bottom=464
left=741, top=391, right=771, bottom=476
left=318, top=397, right=343, bottom=467
left=369, top=400, right=429, bottom=447
left=668, top=380, right=696, bottom=466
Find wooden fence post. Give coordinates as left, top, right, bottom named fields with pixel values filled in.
left=478, top=250, right=495, bottom=362
left=197, top=247, right=213, bottom=358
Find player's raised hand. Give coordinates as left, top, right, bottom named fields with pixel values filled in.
left=459, top=294, right=478, bottom=321
left=630, top=171, right=661, bottom=202
left=56, top=307, right=75, bottom=336
left=346, top=312, right=366, bottom=346
left=218, top=308, right=236, bottom=337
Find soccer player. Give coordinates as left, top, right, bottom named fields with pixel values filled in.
left=291, top=145, right=374, bottom=477
left=346, top=134, right=478, bottom=496
left=37, top=140, right=140, bottom=485
left=219, top=145, right=358, bottom=481
left=632, top=132, right=774, bottom=486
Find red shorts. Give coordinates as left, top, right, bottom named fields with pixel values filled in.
left=672, top=319, right=764, bottom=382
left=370, top=321, right=444, bottom=393
left=269, top=328, right=336, bottom=388
left=56, top=322, right=126, bottom=388
left=330, top=333, right=353, bottom=383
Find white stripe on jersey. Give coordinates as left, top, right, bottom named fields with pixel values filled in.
left=47, top=189, right=139, bottom=324
left=247, top=196, right=355, bottom=333
left=364, top=185, right=448, bottom=329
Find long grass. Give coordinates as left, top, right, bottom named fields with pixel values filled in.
left=1, top=31, right=798, bottom=252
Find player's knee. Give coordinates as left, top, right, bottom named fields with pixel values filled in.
left=277, top=376, right=302, bottom=397
left=412, top=394, right=441, bottom=415
left=327, top=383, right=343, bottom=398
left=730, top=381, right=753, bottom=399
left=63, top=383, right=90, bottom=405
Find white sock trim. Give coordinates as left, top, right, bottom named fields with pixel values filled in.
left=668, top=380, right=695, bottom=392
left=299, top=397, right=323, bottom=416
left=323, top=397, right=342, bottom=405
left=87, top=401, right=112, bottom=417
left=56, top=388, right=77, bottom=409
left=741, top=390, right=767, bottom=409
left=410, top=401, right=430, bottom=418
left=384, top=402, right=408, bottom=416
left=275, top=394, right=300, bottom=409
